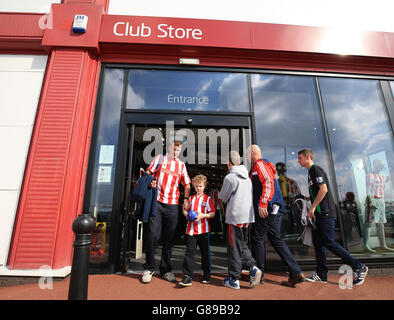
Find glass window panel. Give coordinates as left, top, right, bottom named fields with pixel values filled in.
left=319, top=77, right=394, bottom=256
left=126, top=70, right=250, bottom=112
left=87, top=68, right=125, bottom=264
left=251, top=74, right=336, bottom=262
left=391, top=81, right=394, bottom=98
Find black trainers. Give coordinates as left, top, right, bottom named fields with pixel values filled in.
left=305, top=273, right=327, bottom=283
left=202, top=274, right=210, bottom=284
left=353, top=265, right=368, bottom=286
left=179, top=275, right=192, bottom=287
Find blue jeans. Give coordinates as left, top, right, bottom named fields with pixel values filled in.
left=251, top=212, right=302, bottom=278
left=312, top=215, right=363, bottom=280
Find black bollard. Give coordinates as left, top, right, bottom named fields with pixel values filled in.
left=68, top=214, right=96, bottom=300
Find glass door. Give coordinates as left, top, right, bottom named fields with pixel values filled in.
left=114, top=112, right=253, bottom=273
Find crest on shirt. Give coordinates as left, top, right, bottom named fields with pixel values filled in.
left=316, top=177, right=324, bottom=183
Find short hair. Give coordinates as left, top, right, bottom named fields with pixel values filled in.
left=170, top=140, right=183, bottom=147
left=298, top=148, right=314, bottom=160
left=229, top=151, right=241, bottom=165
left=192, top=174, right=208, bottom=187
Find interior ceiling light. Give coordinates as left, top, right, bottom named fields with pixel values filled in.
left=179, top=58, right=200, bottom=65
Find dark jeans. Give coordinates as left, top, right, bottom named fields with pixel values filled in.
left=227, top=224, right=256, bottom=280
left=312, top=215, right=363, bottom=280
left=143, top=201, right=178, bottom=275
left=251, top=212, right=302, bottom=278
left=183, top=233, right=211, bottom=277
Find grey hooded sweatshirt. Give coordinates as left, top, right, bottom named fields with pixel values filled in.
left=218, top=164, right=255, bottom=225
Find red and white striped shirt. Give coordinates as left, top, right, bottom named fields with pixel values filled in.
left=367, top=173, right=390, bottom=198
left=148, top=154, right=191, bottom=205
left=186, top=194, right=215, bottom=236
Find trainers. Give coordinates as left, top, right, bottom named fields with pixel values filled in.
left=223, top=277, right=240, bottom=290
left=142, top=270, right=154, bottom=283
left=179, top=275, right=192, bottom=287
left=353, top=265, right=368, bottom=286
left=202, top=274, right=210, bottom=284
left=162, top=272, right=176, bottom=282
left=249, top=266, right=262, bottom=288
left=305, top=273, right=327, bottom=283
left=281, top=273, right=305, bottom=287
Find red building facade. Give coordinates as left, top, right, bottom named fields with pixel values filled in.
left=1, top=0, right=394, bottom=275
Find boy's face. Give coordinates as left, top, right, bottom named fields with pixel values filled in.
left=297, top=154, right=308, bottom=168
left=193, top=182, right=205, bottom=195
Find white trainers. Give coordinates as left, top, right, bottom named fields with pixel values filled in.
left=142, top=270, right=154, bottom=283
left=249, top=266, right=262, bottom=288
left=223, top=277, right=240, bottom=290
left=162, top=272, right=176, bottom=282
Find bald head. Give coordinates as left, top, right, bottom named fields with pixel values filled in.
left=247, top=144, right=262, bottom=164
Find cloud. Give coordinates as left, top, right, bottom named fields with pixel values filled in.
left=218, top=73, right=249, bottom=111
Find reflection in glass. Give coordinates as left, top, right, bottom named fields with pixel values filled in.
left=126, top=70, right=250, bottom=112
left=319, top=78, right=394, bottom=255
left=87, top=68, right=125, bottom=264
left=251, top=74, right=334, bottom=261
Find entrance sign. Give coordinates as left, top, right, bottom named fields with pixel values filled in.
left=125, top=70, right=250, bottom=112
left=167, top=94, right=209, bottom=105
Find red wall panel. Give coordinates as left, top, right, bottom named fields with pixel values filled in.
left=0, top=13, right=45, bottom=52
left=8, top=49, right=100, bottom=269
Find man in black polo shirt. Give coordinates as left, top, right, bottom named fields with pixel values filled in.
left=298, top=149, right=368, bottom=286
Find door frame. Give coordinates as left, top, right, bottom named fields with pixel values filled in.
left=107, top=110, right=255, bottom=272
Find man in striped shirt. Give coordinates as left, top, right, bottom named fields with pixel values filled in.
left=142, top=140, right=191, bottom=284
left=179, top=174, right=215, bottom=286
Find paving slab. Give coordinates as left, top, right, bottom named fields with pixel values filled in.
left=1, top=271, right=394, bottom=301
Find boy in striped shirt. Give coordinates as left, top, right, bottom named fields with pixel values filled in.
left=179, top=174, right=215, bottom=286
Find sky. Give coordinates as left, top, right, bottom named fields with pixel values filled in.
left=2, top=0, right=393, bottom=33
left=108, top=0, right=394, bottom=33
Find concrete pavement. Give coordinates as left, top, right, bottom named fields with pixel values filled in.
left=1, top=270, right=394, bottom=300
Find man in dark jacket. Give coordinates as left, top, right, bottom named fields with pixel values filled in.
left=247, top=145, right=304, bottom=287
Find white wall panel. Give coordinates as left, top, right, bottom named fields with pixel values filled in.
left=0, top=191, right=18, bottom=267
left=0, top=72, right=44, bottom=126
left=0, top=54, right=47, bottom=269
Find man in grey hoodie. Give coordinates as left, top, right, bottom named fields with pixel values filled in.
left=219, top=151, right=262, bottom=289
